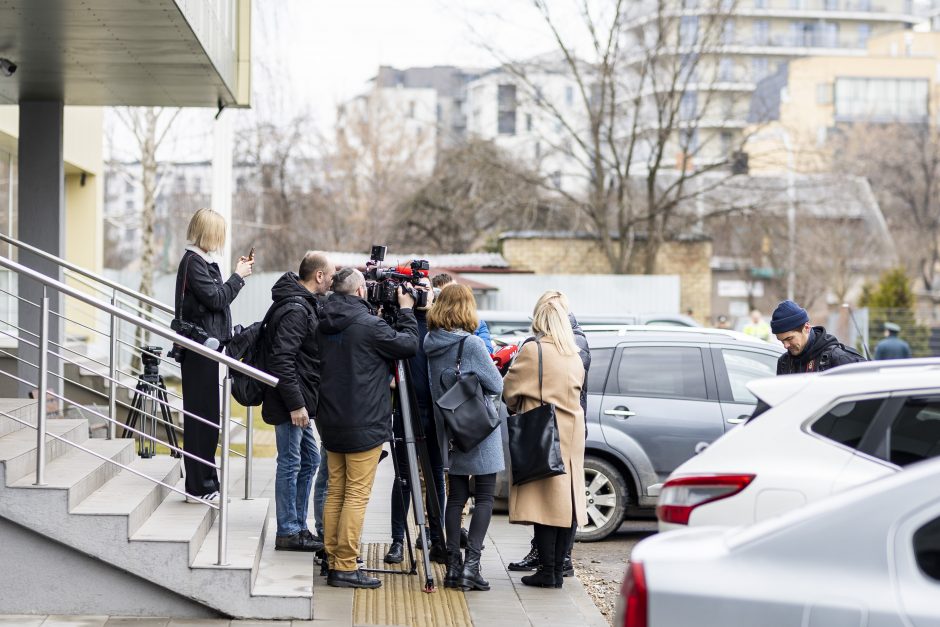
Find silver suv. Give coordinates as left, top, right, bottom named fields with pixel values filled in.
left=495, top=327, right=783, bottom=541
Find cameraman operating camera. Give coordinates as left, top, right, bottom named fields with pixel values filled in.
left=174, top=208, right=253, bottom=503
left=315, top=267, right=418, bottom=589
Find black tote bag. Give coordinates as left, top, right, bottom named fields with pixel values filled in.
left=435, top=336, right=501, bottom=453
left=506, top=341, right=566, bottom=486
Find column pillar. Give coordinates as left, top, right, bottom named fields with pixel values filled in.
left=17, top=101, right=64, bottom=399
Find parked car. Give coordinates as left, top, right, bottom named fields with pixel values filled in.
left=616, top=456, right=940, bottom=627
left=480, top=310, right=699, bottom=338
left=657, top=358, right=940, bottom=532
left=494, top=326, right=783, bottom=541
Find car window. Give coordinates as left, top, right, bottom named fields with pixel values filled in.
left=612, top=346, right=708, bottom=401
left=586, top=348, right=613, bottom=396
left=644, top=319, right=690, bottom=327
left=887, top=398, right=940, bottom=467
left=721, top=349, right=778, bottom=404
left=914, top=515, right=940, bottom=582
left=810, top=399, right=884, bottom=450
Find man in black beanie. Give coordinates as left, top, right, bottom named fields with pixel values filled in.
left=771, top=300, right=865, bottom=375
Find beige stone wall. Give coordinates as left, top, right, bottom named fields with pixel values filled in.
left=501, top=237, right=712, bottom=323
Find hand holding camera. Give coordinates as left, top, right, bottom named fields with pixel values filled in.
left=397, top=285, right=416, bottom=310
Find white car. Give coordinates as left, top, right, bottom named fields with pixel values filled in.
left=616, top=456, right=940, bottom=627
left=657, top=358, right=940, bottom=531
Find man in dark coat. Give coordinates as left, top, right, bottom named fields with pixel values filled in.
left=316, top=267, right=418, bottom=589
left=771, top=300, right=865, bottom=374
left=874, top=322, right=912, bottom=360
left=262, top=252, right=333, bottom=552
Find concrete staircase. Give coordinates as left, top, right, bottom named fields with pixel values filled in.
left=0, top=399, right=313, bottom=619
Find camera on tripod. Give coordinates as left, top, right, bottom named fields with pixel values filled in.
left=140, top=345, right=162, bottom=377
left=364, top=245, right=429, bottom=321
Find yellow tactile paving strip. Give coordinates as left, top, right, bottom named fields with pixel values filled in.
left=353, top=543, right=473, bottom=627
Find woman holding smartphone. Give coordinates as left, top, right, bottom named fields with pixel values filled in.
left=174, top=208, right=253, bottom=502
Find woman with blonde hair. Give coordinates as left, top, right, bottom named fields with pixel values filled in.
left=503, top=290, right=587, bottom=588
left=425, top=284, right=504, bottom=591
left=174, top=208, right=253, bottom=502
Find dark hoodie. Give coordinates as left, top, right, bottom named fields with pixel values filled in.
left=315, top=294, right=418, bottom=453
left=776, top=326, right=865, bottom=375
left=260, top=272, right=322, bottom=426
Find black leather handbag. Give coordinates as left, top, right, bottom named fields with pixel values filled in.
left=507, top=341, right=566, bottom=486
left=435, top=336, right=500, bottom=453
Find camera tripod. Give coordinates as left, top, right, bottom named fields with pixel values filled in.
left=360, top=358, right=443, bottom=593
left=121, top=370, right=181, bottom=459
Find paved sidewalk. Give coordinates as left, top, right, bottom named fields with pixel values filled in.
left=1, top=445, right=609, bottom=627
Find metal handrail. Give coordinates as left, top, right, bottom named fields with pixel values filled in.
left=0, top=232, right=173, bottom=315
left=1, top=253, right=271, bottom=565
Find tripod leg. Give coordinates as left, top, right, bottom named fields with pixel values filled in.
left=157, top=382, right=180, bottom=458
left=122, top=387, right=144, bottom=439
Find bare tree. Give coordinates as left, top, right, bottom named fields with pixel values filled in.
left=832, top=123, right=940, bottom=313
left=477, top=0, right=746, bottom=273
left=396, top=139, right=568, bottom=252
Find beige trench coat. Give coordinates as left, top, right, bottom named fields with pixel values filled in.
left=502, top=337, right=588, bottom=528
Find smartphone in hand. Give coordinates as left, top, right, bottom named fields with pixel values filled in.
left=248, top=246, right=255, bottom=261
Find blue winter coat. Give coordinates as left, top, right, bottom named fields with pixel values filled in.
left=424, top=329, right=504, bottom=475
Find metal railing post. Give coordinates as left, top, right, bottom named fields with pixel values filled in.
left=217, top=371, right=232, bottom=566
left=34, top=288, right=49, bottom=486
left=107, top=293, right=118, bottom=440
left=244, top=405, right=253, bottom=500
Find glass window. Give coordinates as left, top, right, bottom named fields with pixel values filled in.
left=914, top=516, right=940, bottom=582
left=680, top=91, right=698, bottom=120
left=857, top=23, right=871, bottom=47
left=810, top=399, right=884, bottom=450
left=887, top=398, right=940, bottom=467
left=586, top=348, right=613, bottom=396
left=753, top=21, right=769, bottom=45
left=680, top=16, right=699, bottom=46
left=565, top=86, right=574, bottom=106
left=752, top=56, right=769, bottom=80
left=721, top=350, right=777, bottom=404
left=718, top=58, right=734, bottom=82
left=614, top=346, right=708, bottom=401
left=497, top=84, right=517, bottom=135
left=525, top=113, right=533, bottom=132
left=834, top=77, right=928, bottom=122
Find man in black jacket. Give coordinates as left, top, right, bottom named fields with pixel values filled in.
left=316, top=267, right=418, bottom=589
left=262, top=252, right=333, bottom=552
left=771, top=300, right=865, bottom=374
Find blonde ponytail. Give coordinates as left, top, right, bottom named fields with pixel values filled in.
left=531, top=291, right=578, bottom=356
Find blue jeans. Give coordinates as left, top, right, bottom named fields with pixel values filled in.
left=274, top=421, right=319, bottom=537
left=313, top=448, right=329, bottom=538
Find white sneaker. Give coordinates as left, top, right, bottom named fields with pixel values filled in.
left=185, top=491, right=219, bottom=504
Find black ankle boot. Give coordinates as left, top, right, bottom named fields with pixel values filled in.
left=444, top=549, right=463, bottom=588
left=458, top=547, right=490, bottom=591
left=508, top=542, right=539, bottom=572
left=521, top=568, right=557, bottom=588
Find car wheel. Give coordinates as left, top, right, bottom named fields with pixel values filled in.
left=576, top=456, right=628, bottom=542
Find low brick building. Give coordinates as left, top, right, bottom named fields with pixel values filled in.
left=499, top=231, right=713, bottom=323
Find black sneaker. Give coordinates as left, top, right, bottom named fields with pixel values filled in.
left=414, top=529, right=430, bottom=550
left=563, top=555, right=575, bottom=577
left=384, top=541, right=404, bottom=564
left=328, top=568, right=381, bottom=589
left=275, top=532, right=319, bottom=552
left=428, top=542, right=448, bottom=565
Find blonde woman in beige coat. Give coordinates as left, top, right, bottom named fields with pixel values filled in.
left=503, top=291, right=588, bottom=588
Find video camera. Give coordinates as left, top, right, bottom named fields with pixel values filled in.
left=364, top=245, right=429, bottom=323
left=140, top=345, right=162, bottom=378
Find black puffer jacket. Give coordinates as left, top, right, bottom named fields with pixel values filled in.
left=315, top=294, right=418, bottom=453
left=174, top=248, right=244, bottom=344
left=569, top=313, right=592, bottom=415
left=409, top=309, right=433, bottom=415
left=777, top=326, right=865, bottom=375
left=260, top=272, right=323, bottom=426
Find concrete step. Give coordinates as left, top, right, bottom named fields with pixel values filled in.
left=131, top=478, right=216, bottom=565
left=0, top=418, right=89, bottom=484
left=0, top=399, right=38, bottom=437
left=10, top=438, right=137, bottom=509
left=192, top=497, right=269, bottom=573
left=252, top=517, right=315, bottom=598
left=71, top=455, right=180, bottom=536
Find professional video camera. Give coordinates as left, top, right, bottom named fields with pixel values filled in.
left=364, top=245, right=429, bottom=323
left=140, top=345, right=162, bottom=377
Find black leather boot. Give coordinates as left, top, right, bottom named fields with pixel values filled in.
left=444, top=549, right=463, bottom=588
left=457, top=547, right=490, bottom=591
left=521, top=568, right=558, bottom=588
left=428, top=541, right=448, bottom=565
left=508, top=540, right=539, bottom=572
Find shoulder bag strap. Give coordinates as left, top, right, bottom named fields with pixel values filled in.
left=175, top=251, right=194, bottom=320
left=536, top=340, right=544, bottom=406
left=455, top=335, right=468, bottom=375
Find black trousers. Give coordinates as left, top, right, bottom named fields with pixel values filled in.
left=181, top=350, right=220, bottom=496
left=533, top=521, right=577, bottom=579
left=446, top=473, right=496, bottom=552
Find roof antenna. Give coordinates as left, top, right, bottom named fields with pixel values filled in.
left=842, top=303, right=872, bottom=360
left=214, top=97, right=226, bottom=120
